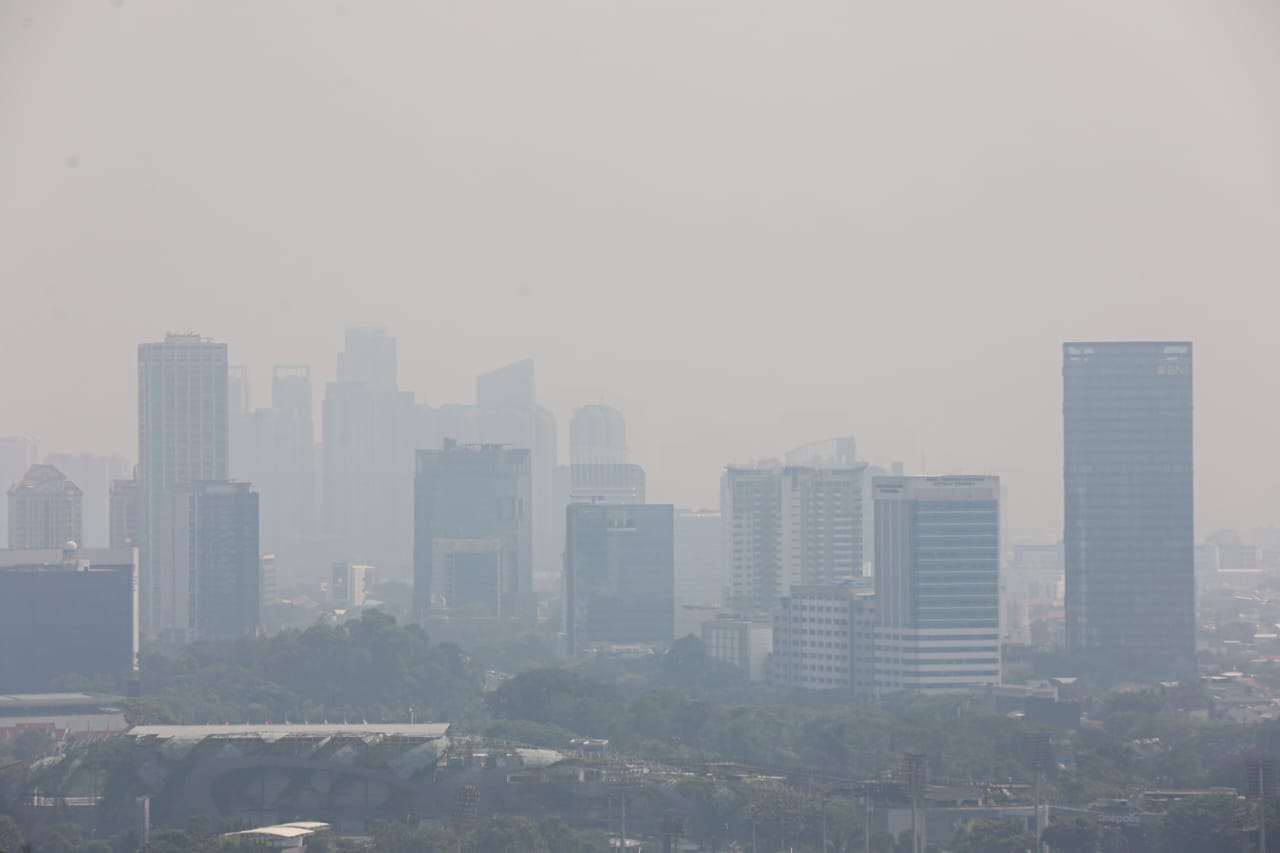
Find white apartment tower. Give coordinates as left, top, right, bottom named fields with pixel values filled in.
left=722, top=463, right=864, bottom=614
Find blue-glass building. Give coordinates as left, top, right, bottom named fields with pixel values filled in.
left=873, top=475, right=1001, bottom=692
left=1063, top=341, right=1194, bottom=673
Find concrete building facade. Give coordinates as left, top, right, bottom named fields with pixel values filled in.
left=702, top=614, right=772, bottom=681
left=770, top=583, right=876, bottom=694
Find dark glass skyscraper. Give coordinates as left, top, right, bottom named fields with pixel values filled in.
left=564, top=503, right=674, bottom=656
left=1063, top=341, right=1194, bottom=672
left=413, top=441, right=532, bottom=620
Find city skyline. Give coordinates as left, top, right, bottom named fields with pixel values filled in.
left=2, top=329, right=1266, bottom=548
left=3, top=3, right=1278, bottom=543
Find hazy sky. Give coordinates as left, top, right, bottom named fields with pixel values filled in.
left=2, top=2, right=1277, bottom=541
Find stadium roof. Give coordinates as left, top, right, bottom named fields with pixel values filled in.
left=128, top=723, right=450, bottom=741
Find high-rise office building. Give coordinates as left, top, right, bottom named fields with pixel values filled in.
left=138, top=333, right=229, bottom=638
left=42, top=453, right=132, bottom=548
left=413, top=441, right=532, bottom=619
left=7, top=464, right=83, bottom=549
left=873, top=475, right=1001, bottom=693
left=564, top=503, right=674, bottom=655
left=323, top=330, right=416, bottom=572
left=160, top=481, right=260, bottom=641
left=0, top=436, right=38, bottom=546
left=722, top=463, right=865, bottom=613
left=1063, top=341, right=1195, bottom=672
left=0, top=544, right=138, bottom=692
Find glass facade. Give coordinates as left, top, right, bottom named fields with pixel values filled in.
left=1063, top=342, right=1194, bottom=668
left=564, top=503, right=675, bottom=655
left=873, top=476, right=1001, bottom=692
left=413, top=441, right=532, bottom=619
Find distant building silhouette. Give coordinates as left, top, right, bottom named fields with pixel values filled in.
left=1063, top=341, right=1195, bottom=674
left=323, top=329, right=415, bottom=572
left=564, top=502, right=674, bottom=655
left=42, top=453, right=131, bottom=548
left=474, top=360, right=558, bottom=581
left=7, top=464, right=83, bottom=549
left=873, top=475, right=1001, bottom=693
left=413, top=441, right=532, bottom=620
left=0, top=436, right=38, bottom=545
left=138, top=333, right=230, bottom=639
left=230, top=366, right=316, bottom=580
left=110, top=470, right=141, bottom=548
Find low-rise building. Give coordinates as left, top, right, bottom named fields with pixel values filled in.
left=770, top=583, right=876, bottom=696
left=701, top=614, right=772, bottom=681
left=0, top=544, right=138, bottom=691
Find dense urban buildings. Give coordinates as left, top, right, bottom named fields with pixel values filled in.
left=1063, top=341, right=1196, bottom=675
left=722, top=461, right=865, bottom=613
left=873, top=475, right=1002, bottom=693
left=6, top=464, right=83, bottom=549
left=413, top=441, right=533, bottom=620
left=770, top=582, right=876, bottom=694
left=322, top=329, right=416, bottom=574
left=0, top=543, right=138, bottom=692
left=137, top=333, right=230, bottom=639
left=563, top=503, right=675, bottom=655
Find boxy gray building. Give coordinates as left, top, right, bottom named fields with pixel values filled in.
left=564, top=503, right=674, bottom=655
left=413, top=441, right=532, bottom=620
left=0, top=544, right=138, bottom=692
